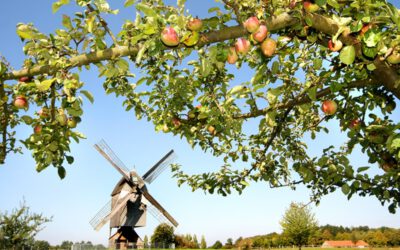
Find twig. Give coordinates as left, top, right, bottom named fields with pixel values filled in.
left=87, top=4, right=119, bottom=46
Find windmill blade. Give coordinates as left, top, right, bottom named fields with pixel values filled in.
left=94, top=139, right=131, bottom=181
left=142, top=150, right=176, bottom=184
left=142, top=191, right=178, bottom=227
left=90, top=192, right=135, bottom=231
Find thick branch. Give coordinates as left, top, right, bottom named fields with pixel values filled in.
left=3, top=12, right=399, bottom=100
left=234, top=78, right=377, bottom=119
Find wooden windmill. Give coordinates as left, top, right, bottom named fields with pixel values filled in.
left=90, top=139, right=179, bottom=249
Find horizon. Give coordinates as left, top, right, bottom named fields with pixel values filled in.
left=0, top=0, right=400, bottom=247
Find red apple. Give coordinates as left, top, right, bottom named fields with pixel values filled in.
left=187, top=18, right=202, bottom=31
left=207, top=125, right=216, bottom=135
left=321, top=100, right=337, bottom=115
left=38, top=108, right=49, bottom=119
left=19, top=76, right=31, bottom=83
left=160, top=27, right=179, bottom=47
left=252, top=25, right=268, bottom=43
left=261, top=38, right=277, bottom=57
left=328, top=39, right=343, bottom=52
left=349, top=119, right=361, bottom=129
left=14, top=96, right=28, bottom=109
left=172, top=117, right=181, bottom=128
left=227, top=47, right=238, bottom=64
left=303, top=1, right=320, bottom=12
left=34, top=125, right=42, bottom=134
left=243, top=16, right=260, bottom=33
left=235, top=38, right=251, bottom=55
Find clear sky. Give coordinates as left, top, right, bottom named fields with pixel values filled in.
left=0, top=0, right=399, bottom=247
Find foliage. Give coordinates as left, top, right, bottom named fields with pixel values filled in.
left=280, top=202, right=318, bottom=250
left=201, top=235, right=207, bottom=249
left=210, top=240, right=223, bottom=249
left=151, top=223, right=175, bottom=247
left=242, top=224, right=400, bottom=248
left=0, top=201, right=52, bottom=249
left=33, top=240, right=50, bottom=250
left=0, top=0, right=400, bottom=210
left=144, top=235, right=149, bottom=248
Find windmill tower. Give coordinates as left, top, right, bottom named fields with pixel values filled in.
left=90, top=140, right=179, bottom=249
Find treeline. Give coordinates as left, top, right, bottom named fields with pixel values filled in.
left=239, top=225, right=400, bottom=249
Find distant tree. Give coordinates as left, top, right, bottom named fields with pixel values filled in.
left=33, top=240, right=50, bottom=249
left=151, top=223, right=175, bottom=247
left=237, top=238, right=253, bottom=250
left=193, top=234, right=199, bottom=248
left=224, top=238, right=233, bottom=248
left=0, top=201, right=51, bottom=249
left=234, top=237, right=243, bottom=247
left=60, top=240, right=73, bottom=249
left=280, top=202, right=318, bottom=250
left=201, top=235, right=207, bottom=249
left=94, top=244, right=107, bottom=249
left=144, top=235, right=149, bottom=248
left=211, top=240, right=223, bottom=249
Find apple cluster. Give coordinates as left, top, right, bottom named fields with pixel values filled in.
left=228, top=16, right=277, bottom=64
left=160, top=18, right=203, bottom=47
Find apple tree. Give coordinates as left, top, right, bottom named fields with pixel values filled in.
left=0, top=0, right=399, bottom=211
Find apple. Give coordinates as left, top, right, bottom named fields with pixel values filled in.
left=34, top=125, right=42, bottom=134
left=14, top=96, right=28, bottom=109
left=252, top=25, right=268, bottom=43
left=235, top=38, right=251, bottom=55
left=19, top=76, right=31, bottom=83
left=261, top=38, right=277, bottom=57
left=328, top=39, right=343, bottom=52
left=160, top=27, right=179, bottom=47
left=243, top=16, right=260, bottom=33
left=162, top=124, right=169, bottom=133
left=349, top=119, right=361, bottom=129
left=207, top=125, right=216, bottom=135
left=387, top=52, right=400, bottom=64
left=227, top=47, right=238, bottom=64
left=381, top=162, right=395, bottom=172
left=321, top=100, right=337, bottom=115
left=187, top=18, right=202, bottom=31
left=38, top=107, right=49, bottom=119
left=67, top=117, right=78, bottom=128
left=303, top=1, right=320, bottom=12
left=172, top=117, right=181, bottom=128
left=56, top=113, right=67, bottom=126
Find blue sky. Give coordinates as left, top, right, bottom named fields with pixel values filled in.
left=0, top=0, right=400, bottom=247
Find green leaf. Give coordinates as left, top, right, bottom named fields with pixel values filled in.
left=366, top=63, right=376, bottom=71
left=66, top=156, right=74, bottom=164
left=339, top=45, right=356, bottom=65
left=52, top=0, right=70, bottom=13
left=36, top=79, right=56, bottom=92
left=124, top=0, right=136, bottom=7
left=315, top=0, right=327, bottom=6
left=363, top=29, right=382, bottom=47
left=94, top=0, right=111, bottom=12
left=80, top=90, right=94, bottom=103
left=136, top=3, right=158, bottom=17
left=20, top=115, right=33, bottom=125
left=16, top=24, right=36, bottom=40
left=267, top=88, right=281, bottom=104
left=357, top=166, right=369, bottom=173
left=62, top=15, right=73, bottom=30
left=327, top=0, right=340, bottom=9
left=240, top=180, right=249, bottom=186
left=58, top=167, right=66, bottom=179
left=307, top=86, right=317, bottom=101
left=271, top=61, right=280, bottom=75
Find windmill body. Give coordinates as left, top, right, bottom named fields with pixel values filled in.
left=90, top=140, right=178, bottom=249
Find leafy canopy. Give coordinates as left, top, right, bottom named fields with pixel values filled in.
left=0, top=0, right=399, bottom=211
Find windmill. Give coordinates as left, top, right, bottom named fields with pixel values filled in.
left=90, top=139, right=179, bottom=249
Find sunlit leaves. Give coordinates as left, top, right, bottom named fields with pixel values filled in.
left=339, top=45, right=356, bottom=65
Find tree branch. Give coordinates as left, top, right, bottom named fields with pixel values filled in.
left=233, top=78, right=377, bottom=119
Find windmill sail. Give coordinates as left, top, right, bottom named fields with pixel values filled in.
left=142, top=191, right=178, bottom=227
left=94, top=139, right=131, bottom=181
left=90, top=192, right=135, bottom=231
left=142, top=150, right=176, bottom=184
